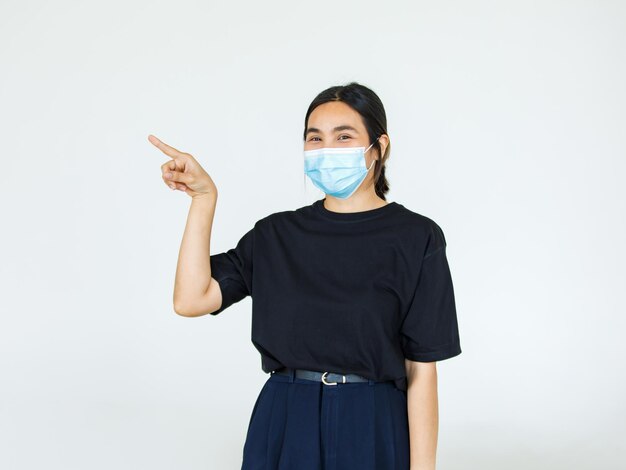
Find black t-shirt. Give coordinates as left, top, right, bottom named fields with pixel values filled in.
left=209, top=198, right=462, bottom=391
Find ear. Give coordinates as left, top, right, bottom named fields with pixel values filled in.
left=377, top=134, right=390, bottom=160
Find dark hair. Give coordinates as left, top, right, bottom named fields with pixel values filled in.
left=303, top=82, right=391, bottom=200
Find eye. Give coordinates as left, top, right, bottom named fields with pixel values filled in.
left=308, top=136, right=321, bottom=142
left=338, top=134, right=352, bottom=140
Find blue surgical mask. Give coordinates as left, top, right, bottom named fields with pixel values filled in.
left=303, top=137, right=380, bottom=199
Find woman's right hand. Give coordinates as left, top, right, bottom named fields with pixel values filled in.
left=148, top=134, right=218, bottom=199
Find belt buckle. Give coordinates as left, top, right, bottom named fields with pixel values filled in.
left=322, top=371, right=346, bottom=386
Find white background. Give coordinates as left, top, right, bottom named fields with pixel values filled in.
left=1, top=1, right=625, bottom=469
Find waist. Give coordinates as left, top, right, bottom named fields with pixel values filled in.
left=272, top=367, right=390, bottom=386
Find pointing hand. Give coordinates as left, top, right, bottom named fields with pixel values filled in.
left=149, top=134, right=218, bottom=199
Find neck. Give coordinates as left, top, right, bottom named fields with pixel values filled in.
left=323, top=192, right=387, bottom=213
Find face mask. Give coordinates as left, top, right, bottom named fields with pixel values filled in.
left=303, top=137, right=380, bottom=199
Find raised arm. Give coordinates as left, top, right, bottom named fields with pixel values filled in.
left=148, top=134, right=223, bottom=317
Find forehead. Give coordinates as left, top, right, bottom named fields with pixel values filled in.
left=307, top=101, right=365, bottom=131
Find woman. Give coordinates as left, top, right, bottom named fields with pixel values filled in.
left=149, top=82, right=462, bottom=470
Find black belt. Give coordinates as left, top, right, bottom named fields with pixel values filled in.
left=271, top=367, right=371, bottom=385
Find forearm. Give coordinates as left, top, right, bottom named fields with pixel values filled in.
left=173, top=193, right=218, bottom=311
left=406, top=361, right=439, bottom=470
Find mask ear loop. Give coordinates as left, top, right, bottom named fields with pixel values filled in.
left=364, top=135, right=381, bottom=170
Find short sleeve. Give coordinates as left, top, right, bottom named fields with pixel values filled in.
left=400, top=222, right=462, bottom=362
left=209, top=226, right=255, bottom=315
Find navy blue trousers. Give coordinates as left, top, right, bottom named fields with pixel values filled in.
left=241, top=369, right=410, bottom=470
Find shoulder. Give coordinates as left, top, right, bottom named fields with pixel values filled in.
left=393, top=203, right=448, bottom=256
left=251, top=204, right=308, bottom=230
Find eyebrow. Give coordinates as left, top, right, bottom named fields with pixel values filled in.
left=305, top=125, right=360, bottom=136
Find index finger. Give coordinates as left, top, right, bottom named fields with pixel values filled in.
left=148, top=134, right=186, bottom=159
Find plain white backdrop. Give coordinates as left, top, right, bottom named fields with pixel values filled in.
left=1, top=1, right=625, bottom=469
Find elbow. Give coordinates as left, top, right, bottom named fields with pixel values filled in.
left=173, top=303, right=189, bottom=317
left=173, top=299, right=219, bottom=317
left=173, top=299, right=195, bottom=317
left=173, top=284, right=221, bottom=317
